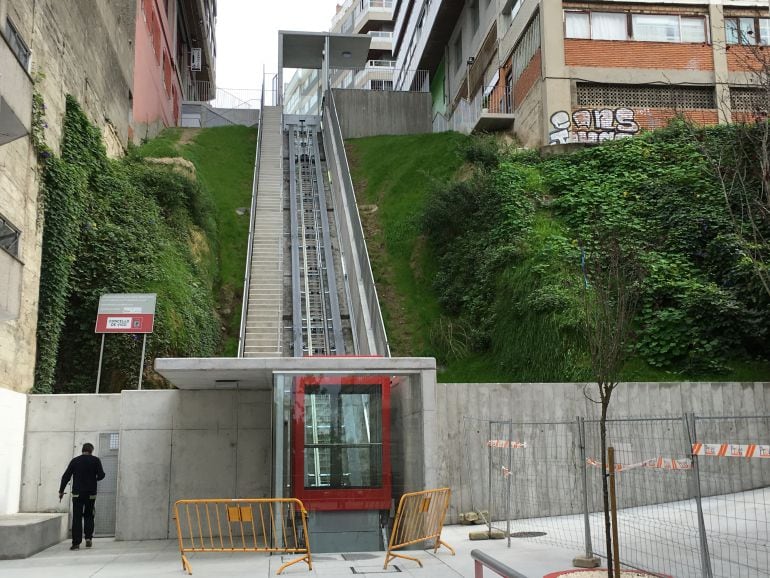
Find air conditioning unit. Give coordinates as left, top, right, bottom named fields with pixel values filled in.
left=191, top=48, right=202, bottom=71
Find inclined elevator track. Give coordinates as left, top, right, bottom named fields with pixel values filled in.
left=288, top=123, right=345, bottom=357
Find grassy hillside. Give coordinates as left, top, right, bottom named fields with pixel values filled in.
left=347, top=129, right=770, bottom=383
left=134, top=126, right=257, bottom=354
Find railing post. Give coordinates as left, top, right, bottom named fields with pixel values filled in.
left=506, top=420, right=512, bottom=548
left=684, top=413, right=713, bottom=578
left=487, top=419, right=493, bottom=535
left=573, top=416, right=600, bottom=568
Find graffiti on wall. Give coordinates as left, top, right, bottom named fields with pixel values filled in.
left=549, top=108, right=640, bottom=145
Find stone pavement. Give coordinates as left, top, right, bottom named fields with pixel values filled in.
left=0, top=524, right=578, bottom=578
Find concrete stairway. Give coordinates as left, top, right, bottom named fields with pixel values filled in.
left=242, top=106, right=284, bottom=357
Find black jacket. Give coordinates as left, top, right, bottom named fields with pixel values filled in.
left=59, top=454, right=106, bottom=496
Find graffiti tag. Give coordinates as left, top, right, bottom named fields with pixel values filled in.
left=549, top=108, right=640, bottom=145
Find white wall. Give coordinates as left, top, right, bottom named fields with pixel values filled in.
left=0, top=388, right=26, bottom=514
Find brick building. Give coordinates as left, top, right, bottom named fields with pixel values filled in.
left=394, top=0, right=770, bottom=146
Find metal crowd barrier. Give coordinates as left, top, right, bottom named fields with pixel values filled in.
left=383, top=487, right=455, bottom=569
left=173, top=498, right=312, bottom=575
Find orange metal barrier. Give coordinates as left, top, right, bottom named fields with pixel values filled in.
left=173, top=498, right=312, bottom=575
left=383, top=487, right=456, bottom=569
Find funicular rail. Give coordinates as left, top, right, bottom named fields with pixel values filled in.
left=288, top=123, right=344, bottom=356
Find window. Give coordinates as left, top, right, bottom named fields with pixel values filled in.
left=591, top=12, right=627, bottom=41
left=633, top=14, right=680, bottom=42
left=303, top=384, right=383, bottom=489
left=453, top=33, right=463, bottom=71
left=565, top=11, right=590, bottom=39
left=470, top=0, right=479, bottom=32
left=681, top=17, right=707, bottom=43
left=5, top=18, right=30, bottom=69
left=566, top=10, right=708, bottom=44
left=726, top=17, right=769, bottom=45
left=0, top=215, right=20, bottom=259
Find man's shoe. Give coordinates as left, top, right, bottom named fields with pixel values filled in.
left=85, top=539, right=92, bottom=548
left=70, top=544, right=79, bottom=550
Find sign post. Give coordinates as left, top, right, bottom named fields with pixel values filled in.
left=94, top=293, right=157, bottom=392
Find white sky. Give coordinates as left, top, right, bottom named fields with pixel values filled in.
left=215, top=0, right=341, bottom=90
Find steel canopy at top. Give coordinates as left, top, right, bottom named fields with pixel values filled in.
left=279, top=30, right=371, bottom=70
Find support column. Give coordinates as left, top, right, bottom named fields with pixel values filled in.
left=710, top=2, right=732, bottom=124
left=540, top=0, right=572, bottom=145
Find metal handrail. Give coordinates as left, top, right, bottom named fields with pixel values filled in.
left=324, top=90, right=391, bottom=356
left=237, top=75, right=267, bottom=357
left=471, top=550, right=529, bottom=578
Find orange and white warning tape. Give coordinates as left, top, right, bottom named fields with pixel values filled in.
left=486, top=440, right=527, bottom=449
left=586, top=457, right=692, bottom=472
left=692, top=443, right=770, bottom=458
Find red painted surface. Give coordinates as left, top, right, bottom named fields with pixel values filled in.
left=543, top=570, right=671, bottom=578
left=95, top=313, right=155, bottom=334
left=292, top=375, right=392, bottom=511
left=133, top=0, right=182, bottom=134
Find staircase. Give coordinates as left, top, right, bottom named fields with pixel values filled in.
left=242, top=106, right=284, bottom=357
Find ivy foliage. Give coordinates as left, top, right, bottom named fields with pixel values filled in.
left=423, top=125, right=770, bottom=379
left=35, top=95, right=220, bottom=393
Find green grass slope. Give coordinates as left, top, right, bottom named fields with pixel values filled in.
left=135, top=125, right=257, bottom=354
left=347, top=129, right=770, bottom=383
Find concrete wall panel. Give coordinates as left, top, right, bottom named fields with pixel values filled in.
left=333, top=89, right=432, bottom=139
left=0, top=389, right=26, bottom=514
left=116, top=428, right=172, bottom=540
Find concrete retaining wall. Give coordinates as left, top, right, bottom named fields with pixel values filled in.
left=433, top=381, right=770, bottom=522
left=0, top=389, right=26, bottom=514
left=20, top=394, right=121, bottom=515
left=332, top=89, right=432, bottom=139
left=116, top=389, right=271, bottom=540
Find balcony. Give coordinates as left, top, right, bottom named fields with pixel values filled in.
left=0, top=31, right=32, bottom=145
left=368, top=30, right=393, bottom=51
left=354, top=0, right=395, bottom=34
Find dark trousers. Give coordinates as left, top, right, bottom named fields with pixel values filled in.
left=71, top=495, right=95, bottom=545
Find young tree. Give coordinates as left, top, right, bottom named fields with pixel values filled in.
left=581, top=238, right=645, bottom=577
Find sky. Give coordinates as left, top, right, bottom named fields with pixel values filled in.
left=215, top=0, right=341, bottom=91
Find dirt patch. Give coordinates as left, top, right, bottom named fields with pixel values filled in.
left=178, top=128, right=201, bottom=146
left=144, top=156, right=196, bottom=179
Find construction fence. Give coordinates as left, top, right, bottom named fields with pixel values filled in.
left=462, top=414, right=770, bottom=577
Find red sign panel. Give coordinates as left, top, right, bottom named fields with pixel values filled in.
left=95, top=313, right=155, bottom=334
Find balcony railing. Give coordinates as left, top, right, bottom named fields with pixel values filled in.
left=368, top=31, right=393, bottom=38
left=367, top=59, right=396, bottom=68
left=330, top=67, right=428, bottom=92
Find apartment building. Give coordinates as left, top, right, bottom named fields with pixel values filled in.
left=133, top=0, right=217, bottom=140
left=285, top=0, right=399, bottom=114
left=395, top=0, right=770, bottom=146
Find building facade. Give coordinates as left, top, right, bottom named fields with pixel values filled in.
left=0, top=0, right=216, bottom=393
left=395, top=0, right=770, bottom=145
left=132, top=0, right=217, bottom=141
left=0, top=0, right=135, bottom=394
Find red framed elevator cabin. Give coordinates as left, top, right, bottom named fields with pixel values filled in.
left=291, top=375, right=392, bottom=512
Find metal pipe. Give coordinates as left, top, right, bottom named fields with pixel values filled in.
left=470, top=549, right=529, bottom=578
left=578, top=416, right=593, bottom=559
left=608, top=447, right=621, bottom=578
left=95, top=334, right=105, bottom=394
left=685, top=413, right=714, bottom=578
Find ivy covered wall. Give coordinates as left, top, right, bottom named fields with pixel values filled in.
left=35, top=96, right=220, bottom=393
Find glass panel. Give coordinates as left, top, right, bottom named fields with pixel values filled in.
left=726, top=18, right=740, bottom=45
left=760, top=18, right=770, bottom=45
left=303, top=384, right=383, bottom=490
left=740, top=17, right=757, bottom=45
left=681, top=17, right=706, bottom=43
left=592, top=12, right=627, bottom=41
left=0, top=216, right=20, bottom=258
left=565, top=12, right=590, bottom=39
left=632, top=14, right=680, bottom=43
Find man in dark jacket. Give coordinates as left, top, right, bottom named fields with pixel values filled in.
left=59, top=443, right=106, bottom=550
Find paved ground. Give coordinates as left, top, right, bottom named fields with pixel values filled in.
left=0, top=524, right=578, bottom=578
